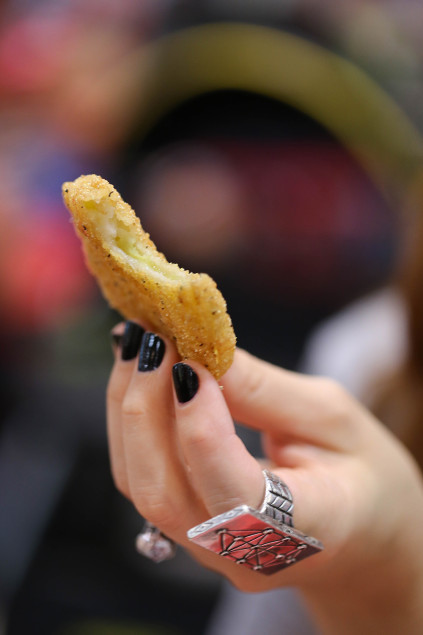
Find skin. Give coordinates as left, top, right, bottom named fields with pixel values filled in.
left=108, top=323, right=423, bottom=634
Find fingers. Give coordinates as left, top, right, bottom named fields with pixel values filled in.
left=107, top=322, right=266, bottom=541
left=107, top=321, right=145, bottom=497
left=170, top=364, right=350, bottom=581
left=220, top=348, right=360, bottom=451
left=107, top=331, right=355, bottom=535
left=120, top=332, right=199, bottom=535
left=108, top=329, right=361, bottom=525
left=172, top=362, right=264, bottom=517
left=106, top=326, right=411, bottom=597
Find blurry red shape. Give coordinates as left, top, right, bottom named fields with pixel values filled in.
left=0, top=16, right=74, bottom=94
left=217, top=140, right=395, bottom=299
left=1, top=215, right=96, bottom=332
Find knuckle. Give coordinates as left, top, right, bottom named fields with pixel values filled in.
left=312, top=376, right=354, bottom=425
left=315, top=376, right=346, bottom=399
left=184, top=424, right=215, bottom=457
left=121, top=393, right=144, bottom=420
left=239, top=358, right=268, bottom=407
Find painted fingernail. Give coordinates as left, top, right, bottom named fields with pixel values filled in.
left=121, top=321, right=145, bottom=361
left=172, top=363, right=199, bottom=403
left=138, top=332, right=165, bottom=372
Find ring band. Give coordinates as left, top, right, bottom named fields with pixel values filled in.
left=260, top=469, right=294, bottom=526
left=187, top=470, right=323, bottom=575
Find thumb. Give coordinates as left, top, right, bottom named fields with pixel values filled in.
left=221, top=348, right=366, bottom=546
left=221, top=348, right=357, bottom=452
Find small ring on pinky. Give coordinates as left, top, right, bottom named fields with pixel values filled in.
left=135, top=520, right=176, bottom=562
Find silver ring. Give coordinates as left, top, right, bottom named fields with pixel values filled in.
left=135, top=521, right=176, bottom=563
left=259, top=469, right=294, bottom=526
left=187, top=470, right=323, bottom=575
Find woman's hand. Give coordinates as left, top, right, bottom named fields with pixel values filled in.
left=107, top=321, right=423, bottom=633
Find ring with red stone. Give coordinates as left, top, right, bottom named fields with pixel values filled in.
left=187, top=471, right=323, bottom=575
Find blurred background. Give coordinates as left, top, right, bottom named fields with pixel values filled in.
left=2, top=1, right=423, bottom=633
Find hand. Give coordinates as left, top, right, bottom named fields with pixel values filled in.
left=107, top=322, right=423, bottom=633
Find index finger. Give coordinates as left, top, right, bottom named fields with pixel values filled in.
left=172, top=361, right=265, bottom=518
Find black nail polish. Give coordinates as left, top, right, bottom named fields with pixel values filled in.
left=138, top=332, right=165, bottom=371
left=121, top=321, right=144, bottom=361
left=172, top=363, right=199, bottom=403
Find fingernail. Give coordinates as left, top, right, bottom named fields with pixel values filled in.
left=121, top=321, right=145, bottom=361
left=172, top=363, right=199, bottom=403
left=138, top=332, right=165, bottom=372
left=111, top=332, right=122, bottom=350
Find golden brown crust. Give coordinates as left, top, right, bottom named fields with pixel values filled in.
left=62, top=174, right=236, bottom=378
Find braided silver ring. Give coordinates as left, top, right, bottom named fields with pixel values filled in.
left=259, top=469, right=294, bottom=526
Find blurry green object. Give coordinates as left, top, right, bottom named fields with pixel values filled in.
left=135, top=23, right=423, bottom=204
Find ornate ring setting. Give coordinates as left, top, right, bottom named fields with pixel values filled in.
left=187, top=470, right=323, bottom=575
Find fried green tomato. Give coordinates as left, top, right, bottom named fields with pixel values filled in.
left=62, top=174, right=236, bottom=378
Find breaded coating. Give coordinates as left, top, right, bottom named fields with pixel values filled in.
left=62, top=174, right=236, bottom=378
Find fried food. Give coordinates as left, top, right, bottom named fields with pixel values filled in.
left=62, top=174, right=236, bottom=378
